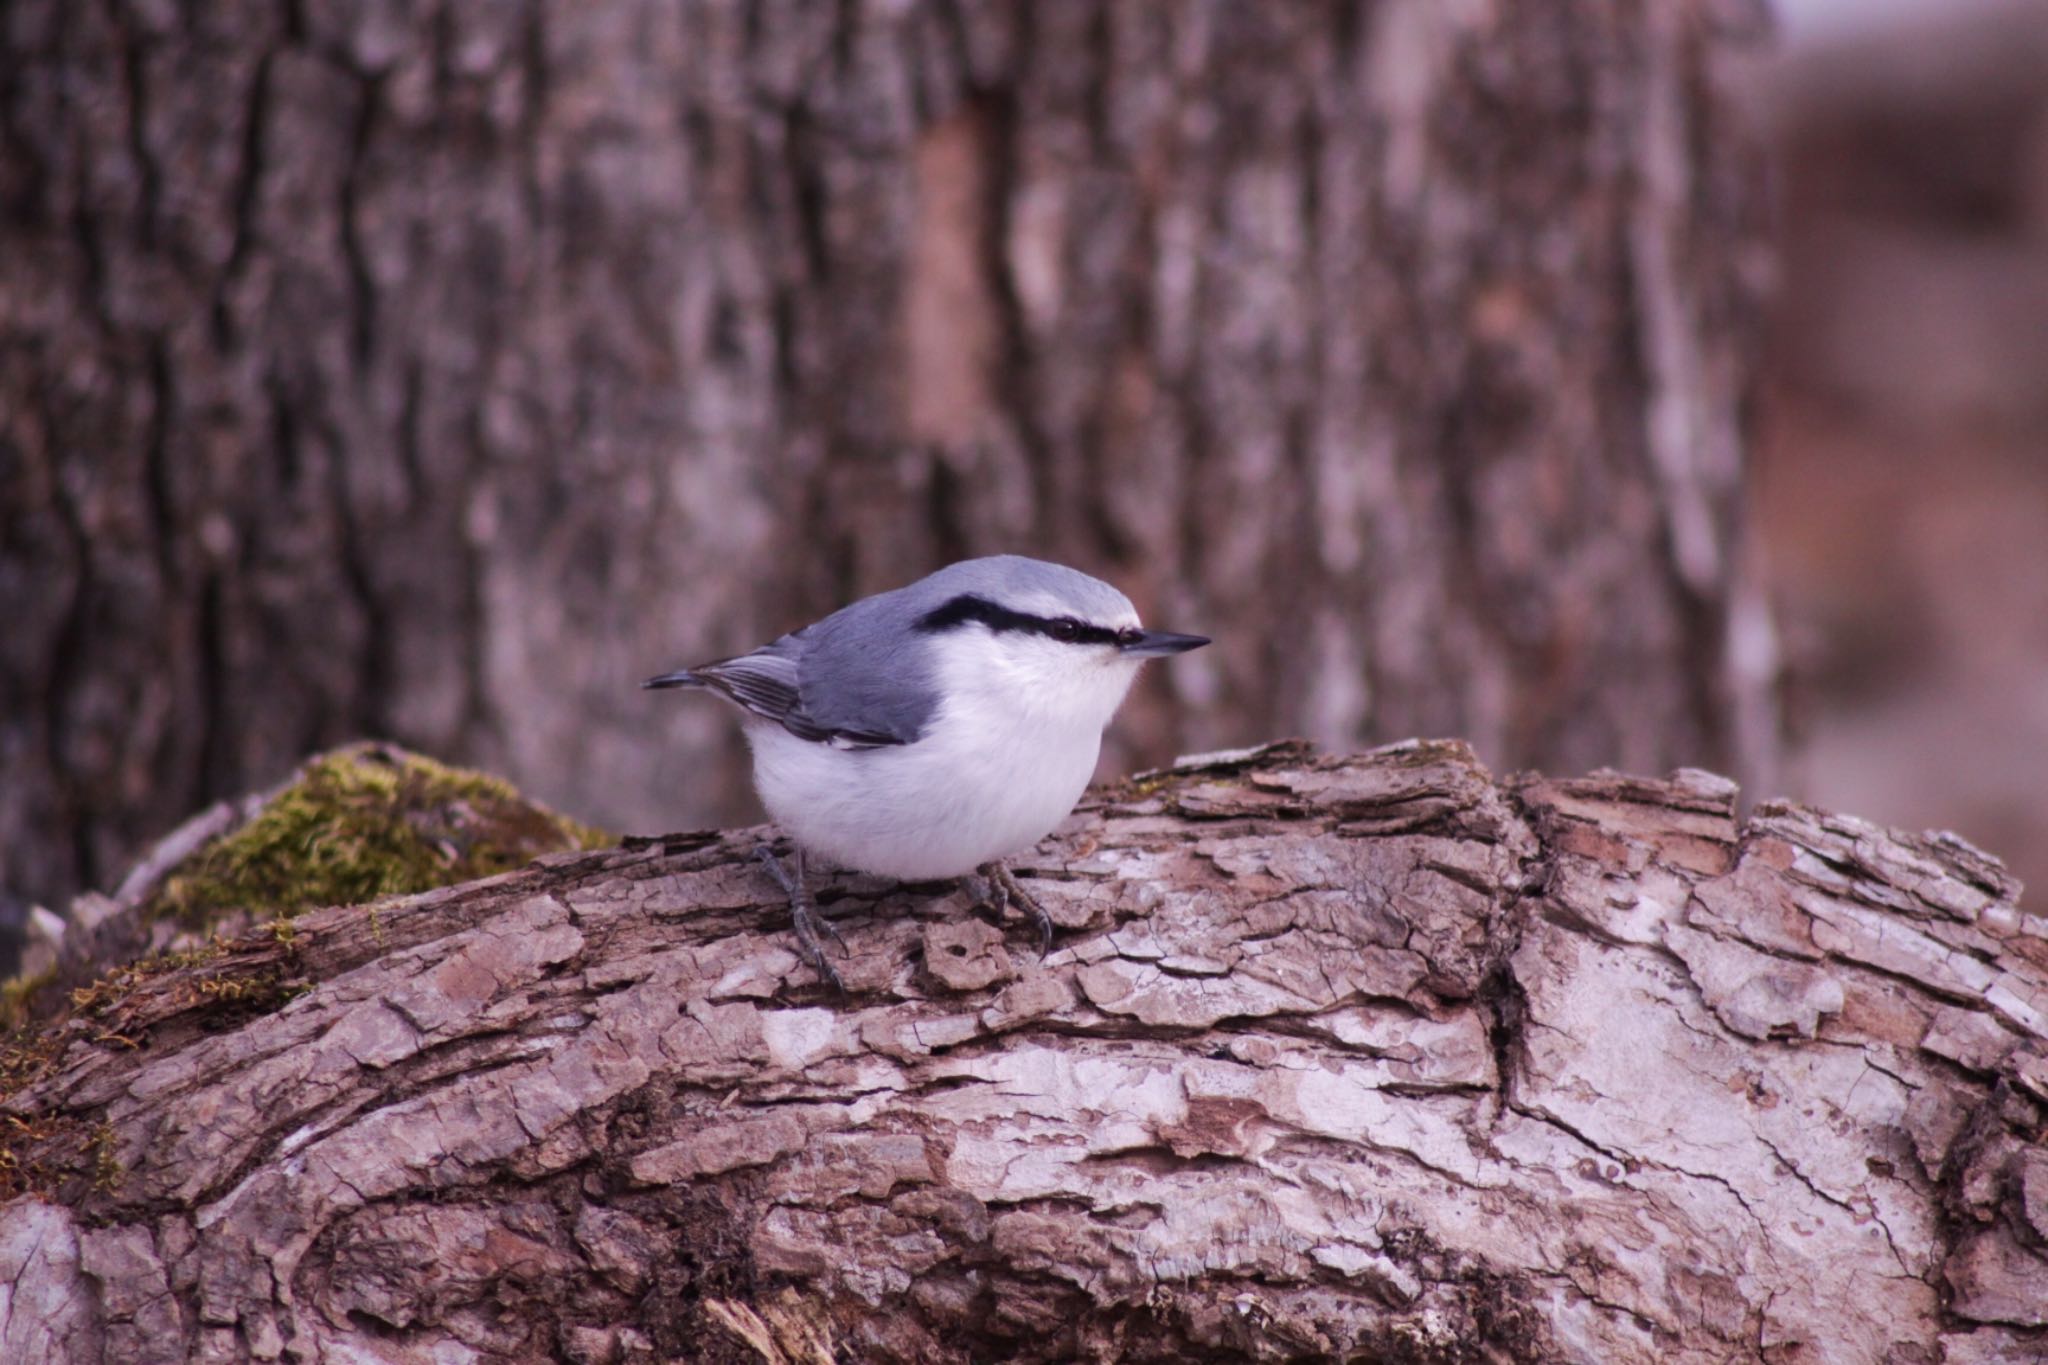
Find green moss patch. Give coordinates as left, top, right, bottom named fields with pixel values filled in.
left=2, top=745, right=610, bottom=1197
left=0, top=968, right=58, bottom=1034
left=149, top=743, right=612, bottom=929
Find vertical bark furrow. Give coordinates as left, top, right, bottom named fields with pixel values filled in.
left=1, top=2, right=1777, bottom=966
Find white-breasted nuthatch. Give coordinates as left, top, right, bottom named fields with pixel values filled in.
left=645, top=555, right=1209, bottom=988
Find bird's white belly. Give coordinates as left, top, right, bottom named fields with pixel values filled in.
left=745, top=710, right=1100, bottom=880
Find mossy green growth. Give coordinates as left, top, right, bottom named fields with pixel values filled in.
left=148, top=743, right=611, bottom=928
left=0, top=968, right=57, bottom=1034
left=88, top=1120, right=121, bottom=1193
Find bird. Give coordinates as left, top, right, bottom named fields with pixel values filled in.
left=643, top=555, right=1210, bottom=990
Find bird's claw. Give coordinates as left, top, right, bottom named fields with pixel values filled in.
left=977, top=860, right=1055, bottom=959
left=758, top=845, right=845, bottom=993
left=789, top=898, right=846, bottom=994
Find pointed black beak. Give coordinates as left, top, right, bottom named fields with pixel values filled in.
left=1120, top=630, right=1210, bottom=658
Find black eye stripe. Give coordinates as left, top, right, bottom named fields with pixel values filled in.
left=915, top=594, right=1124, bottom=645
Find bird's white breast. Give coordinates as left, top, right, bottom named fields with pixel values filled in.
left=745, top=634, right=1139, bottom=880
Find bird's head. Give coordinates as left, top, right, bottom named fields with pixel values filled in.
left=911, top=556, right=1208, bottom=732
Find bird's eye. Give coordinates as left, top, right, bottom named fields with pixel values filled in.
left=1049, top=618, right=1081, bottom=642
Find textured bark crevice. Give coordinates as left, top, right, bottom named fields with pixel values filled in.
left=2, top=740, right=2043, bottom=1362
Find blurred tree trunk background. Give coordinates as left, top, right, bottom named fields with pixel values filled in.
left=0, top=1, right=1779, bottom=920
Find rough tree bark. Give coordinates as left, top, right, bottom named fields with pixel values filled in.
left=0, top=0, right=1779, bottom=916
left=2, top=742, right=2043, bottom=1363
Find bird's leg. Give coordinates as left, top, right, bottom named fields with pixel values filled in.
left=756, top=844, right=844, bottom=991
left=975, top=860, right=1055, bottom=959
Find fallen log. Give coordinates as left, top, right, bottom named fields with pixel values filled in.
left=2, top=739, right=2043, bottom=1362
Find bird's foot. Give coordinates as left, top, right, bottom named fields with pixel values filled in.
left=975, top=860, right=1054, bottom=959
left=757, top=845, right=844, bottom=992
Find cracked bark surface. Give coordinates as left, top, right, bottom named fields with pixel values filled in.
left=3, top=741, right=2044, bottom=1363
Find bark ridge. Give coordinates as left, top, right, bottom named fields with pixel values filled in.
left=2, top=740, right=2043, bottom=1362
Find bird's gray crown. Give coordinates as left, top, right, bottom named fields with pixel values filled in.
left=900, top=555, right=1137, bottom=626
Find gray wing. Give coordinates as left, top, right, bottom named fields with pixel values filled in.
left=679, top=591, right=938, bottom=749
